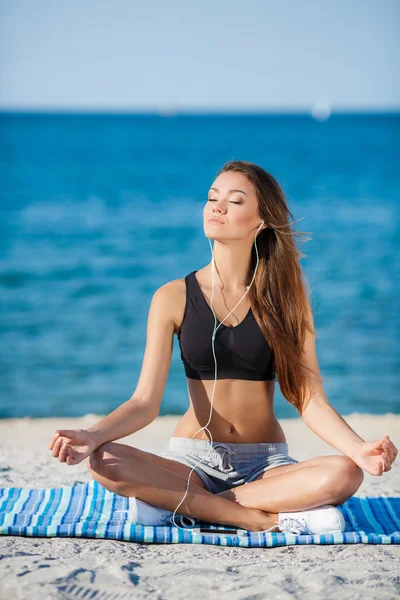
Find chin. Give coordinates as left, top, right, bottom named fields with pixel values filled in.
left=204, top=224, right=219, bottom=235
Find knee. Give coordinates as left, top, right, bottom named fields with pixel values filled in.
left=86, top=442, right=115, bottom=474
left=324, top=456, right=364, bottom=497
left=86, top=443, right=130, bottom=495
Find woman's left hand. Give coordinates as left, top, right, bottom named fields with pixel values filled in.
left=351, top=435, right=398, bottom=476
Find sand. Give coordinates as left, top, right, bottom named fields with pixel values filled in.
left=0, top=413, right=399, bottom=600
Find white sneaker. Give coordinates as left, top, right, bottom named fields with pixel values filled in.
left=115, top=497, right=196, bottom=528
left=263, top=504, right=346, bottom=535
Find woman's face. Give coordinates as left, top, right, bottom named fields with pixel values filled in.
left=203, top=171, right=262, bottom=239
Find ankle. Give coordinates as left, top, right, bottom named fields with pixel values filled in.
left=245, top=508, right=279, bottom=532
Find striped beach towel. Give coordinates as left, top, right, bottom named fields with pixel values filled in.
left=0, top=480, right=399, bottom=547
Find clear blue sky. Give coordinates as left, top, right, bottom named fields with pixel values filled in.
left=0, top=0, right=399, bottom=112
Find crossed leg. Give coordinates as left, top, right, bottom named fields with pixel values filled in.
left=87, top=442, right=364, bottom=531
left=215, top=454, right=364, bottom=513
left=86, top=442, right=264, bottom=530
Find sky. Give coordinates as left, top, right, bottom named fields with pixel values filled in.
left=0, top=0, right=399, bottom=112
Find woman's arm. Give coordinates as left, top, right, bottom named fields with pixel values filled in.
left=301, top=394, right=365, bottom=458
left=87, top=281, right=179, bottom=446
left=298, top=305, right=397, bottom=475
left=86, top=395, right=157, bottom=447
left=301, top=394, right=397, bottom=475
left=297, top=302, right=364, bottom=456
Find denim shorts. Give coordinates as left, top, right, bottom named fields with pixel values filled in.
left=158, top=436, right=299, bottom=494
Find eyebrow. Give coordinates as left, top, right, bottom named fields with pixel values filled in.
left=209, top=187, right=248, bottom=197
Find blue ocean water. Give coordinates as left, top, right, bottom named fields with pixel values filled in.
left=0, top=112, right=398, bottom=419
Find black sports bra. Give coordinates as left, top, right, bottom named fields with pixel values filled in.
left=177, top=271, right=276, bottom=381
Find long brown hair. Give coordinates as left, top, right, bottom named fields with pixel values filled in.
left=215, top=160, right=326, bottom=415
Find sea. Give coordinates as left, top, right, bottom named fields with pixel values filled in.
left=0, top=112, right=398, bottom=419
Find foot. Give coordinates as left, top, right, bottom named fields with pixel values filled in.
left=263, top=504, right=346, bottom=535
left=116, top=497, right=196, bottom=529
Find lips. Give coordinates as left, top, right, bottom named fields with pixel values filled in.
left=208, top=218, right=223, bottom=224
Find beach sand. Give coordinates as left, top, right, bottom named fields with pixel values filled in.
left=0, top=413, right=399, bottom=599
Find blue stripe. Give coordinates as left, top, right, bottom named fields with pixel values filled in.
left=11, top=488, right=35, bottom=527
left=381, top=497, right=400, bottom=533
left=2, top=488, right=22, bottom=525
left=91, top=482, right=106, bottom=538
left=0, top=488, right=15, bottom=525
left=359, top=497, right=384, bottom=533
left=40, top=486, right=60, bottom=527
left=56, top=485, right=73, bottom=536
left=341, top=501, right=358, bottom=532
left=368, top=497, right=390, bottom=535
left=104, top=491, right=117, bottom=539
left=36, top=487, right=56, bottom=527
left=71, top=483, right=88, bottom=536
left=61, top=484, right=76, bottom=526
left=25, top=488, right=45, bottom=528
left=117, top=495, right=129, bottom=540
left=81, top=480, right=99, bottom=536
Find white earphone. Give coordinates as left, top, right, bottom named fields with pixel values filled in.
left=170, top=220, right=265, bottom=530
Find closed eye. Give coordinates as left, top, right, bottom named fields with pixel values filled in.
left=207, top=199, right=242, bottom=205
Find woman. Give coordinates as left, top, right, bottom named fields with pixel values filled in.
left=49, top=160, right=398, bottom=534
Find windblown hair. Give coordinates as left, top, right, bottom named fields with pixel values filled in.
left=216, top=160, right=327, bottom=415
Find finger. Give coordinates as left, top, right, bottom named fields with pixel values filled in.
left=380, top=452, right=390, bottom=472
left=383, top=442, right=395, bottom=463
left=382, top=452, right=392, bottom=472
left=56, top=430, right=75, bottom=440
left=51, top=436, right=64, bottom=457
left=48, top=431, right=61, bottom=450
left=66, top=449, right=77, bottom=466
left=379, top=434, right=391, bottom=447
left=58, top=442, right=69, bottom=463
left=386, top=441, right=398, bottom=463
left=373, top=438, right=385, bottom=449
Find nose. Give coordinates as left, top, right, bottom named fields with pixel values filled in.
left=212, top=200, right=226, bottom=213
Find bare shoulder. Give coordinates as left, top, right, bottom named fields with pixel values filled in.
left=133, top=276, right=186, bottom=410
left=153, top=276, right=186, bottom=335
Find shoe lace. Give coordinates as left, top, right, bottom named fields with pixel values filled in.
left=278, top=516, right=310, bottom=535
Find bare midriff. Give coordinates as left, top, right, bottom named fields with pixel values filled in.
left=172, top=273, right=287, bottom=444
left=171, top=378, right=287, bottom=444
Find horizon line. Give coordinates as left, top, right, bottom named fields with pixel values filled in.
left=0, top=107, right=399, bottom=117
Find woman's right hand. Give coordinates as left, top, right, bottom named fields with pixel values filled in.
left=48, top=429, right=99, bottom=466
